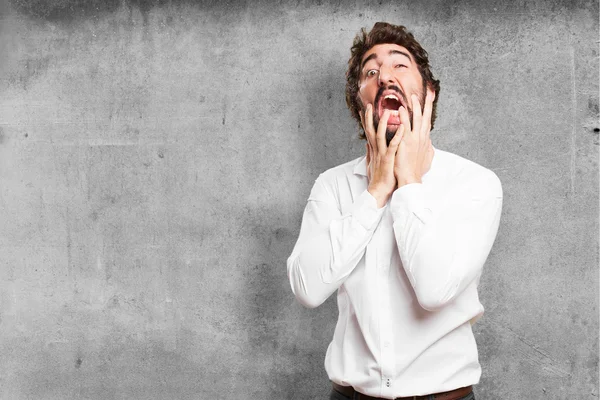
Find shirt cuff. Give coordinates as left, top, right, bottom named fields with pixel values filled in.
left=351, top=189, right=386, bottom=230
left=390, top=183, right=432, bottom=224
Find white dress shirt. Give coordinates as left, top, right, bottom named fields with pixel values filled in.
left=287, top=148, right=502, bottom=398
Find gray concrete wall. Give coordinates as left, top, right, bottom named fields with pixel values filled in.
left=0, top=0, right=597, bottom=398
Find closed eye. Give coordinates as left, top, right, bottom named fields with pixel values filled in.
left=395, top=64, right=407, bottom=69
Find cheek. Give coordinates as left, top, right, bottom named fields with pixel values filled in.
left=358, top=83, right=366, bottom=102
left=358, top=82, right=375, bottom=104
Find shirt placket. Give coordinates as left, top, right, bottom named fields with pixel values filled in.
left=377, top=210, right=397, bottom=398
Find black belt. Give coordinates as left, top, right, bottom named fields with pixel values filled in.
left=332, top=382, right=473, bottom=400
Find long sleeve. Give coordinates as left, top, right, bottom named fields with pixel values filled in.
left=390, top=169, right=503, bottom=311
left=287, top=175, right=385, bottom=308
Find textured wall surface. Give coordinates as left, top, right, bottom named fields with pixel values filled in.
left=0, top=0, right=597, bottom=399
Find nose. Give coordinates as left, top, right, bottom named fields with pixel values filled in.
left=378, top=65, right=394, bottom=86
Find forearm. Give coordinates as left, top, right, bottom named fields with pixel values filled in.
left=288, top=189, right=383, bottom=308
left=287, top=218, right=371, bottom=308
left=391, top=181, right=502, bottom=310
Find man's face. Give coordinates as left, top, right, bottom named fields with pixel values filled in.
left=358, top=43, right=425, bottom=143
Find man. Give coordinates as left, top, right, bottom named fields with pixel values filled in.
left=287, top=22, right=502, bottom=400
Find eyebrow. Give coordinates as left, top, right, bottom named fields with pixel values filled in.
left=361, top=49, right=413, bottom=70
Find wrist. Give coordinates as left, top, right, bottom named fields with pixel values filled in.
left=367, top=184, right=391, bottom=208
left=396, top=174, right=421, bottom=188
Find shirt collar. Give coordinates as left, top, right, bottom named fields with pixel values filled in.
left=353, top=155, right=368, bottom=176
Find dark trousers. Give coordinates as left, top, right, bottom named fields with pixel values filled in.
left=329, top=388, right=475, bottom=400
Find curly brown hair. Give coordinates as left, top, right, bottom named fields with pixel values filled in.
left=345, top=22, right=441, bottom=139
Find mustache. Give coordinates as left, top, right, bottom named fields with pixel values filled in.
left=374, top=85, right=409, bottom=111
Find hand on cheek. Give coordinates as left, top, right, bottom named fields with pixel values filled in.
left=394, top=88, right=435, bottom=188
left=360, top=104, right=402, bottom=208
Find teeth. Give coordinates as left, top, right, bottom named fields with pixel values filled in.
left=384, top=94, right=399, bottom=101
left=383, top=110, right=399, bottom=117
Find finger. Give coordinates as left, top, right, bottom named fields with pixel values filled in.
left=360, top=109, right=368, bottom=144
left=387, top=124, right=404, bottom=155
left=398, top=105, right=411, bottom=135
left=364, top=104, right=377, bottom=152
left=421, top=88, right=435, bottom=135
left=359, top=109, right=365, bottom=129
left=411, top=94, right=422, bottom=136
left=360, top=105, right=368, bottom=131
left=376, top=109, right=391, bottom=152
left=366, top=142, right=371, bottom=166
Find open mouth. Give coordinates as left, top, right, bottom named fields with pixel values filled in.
left=377, top=93, right=404, bottom=125
left=381, top=95, right=402, bottom=112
